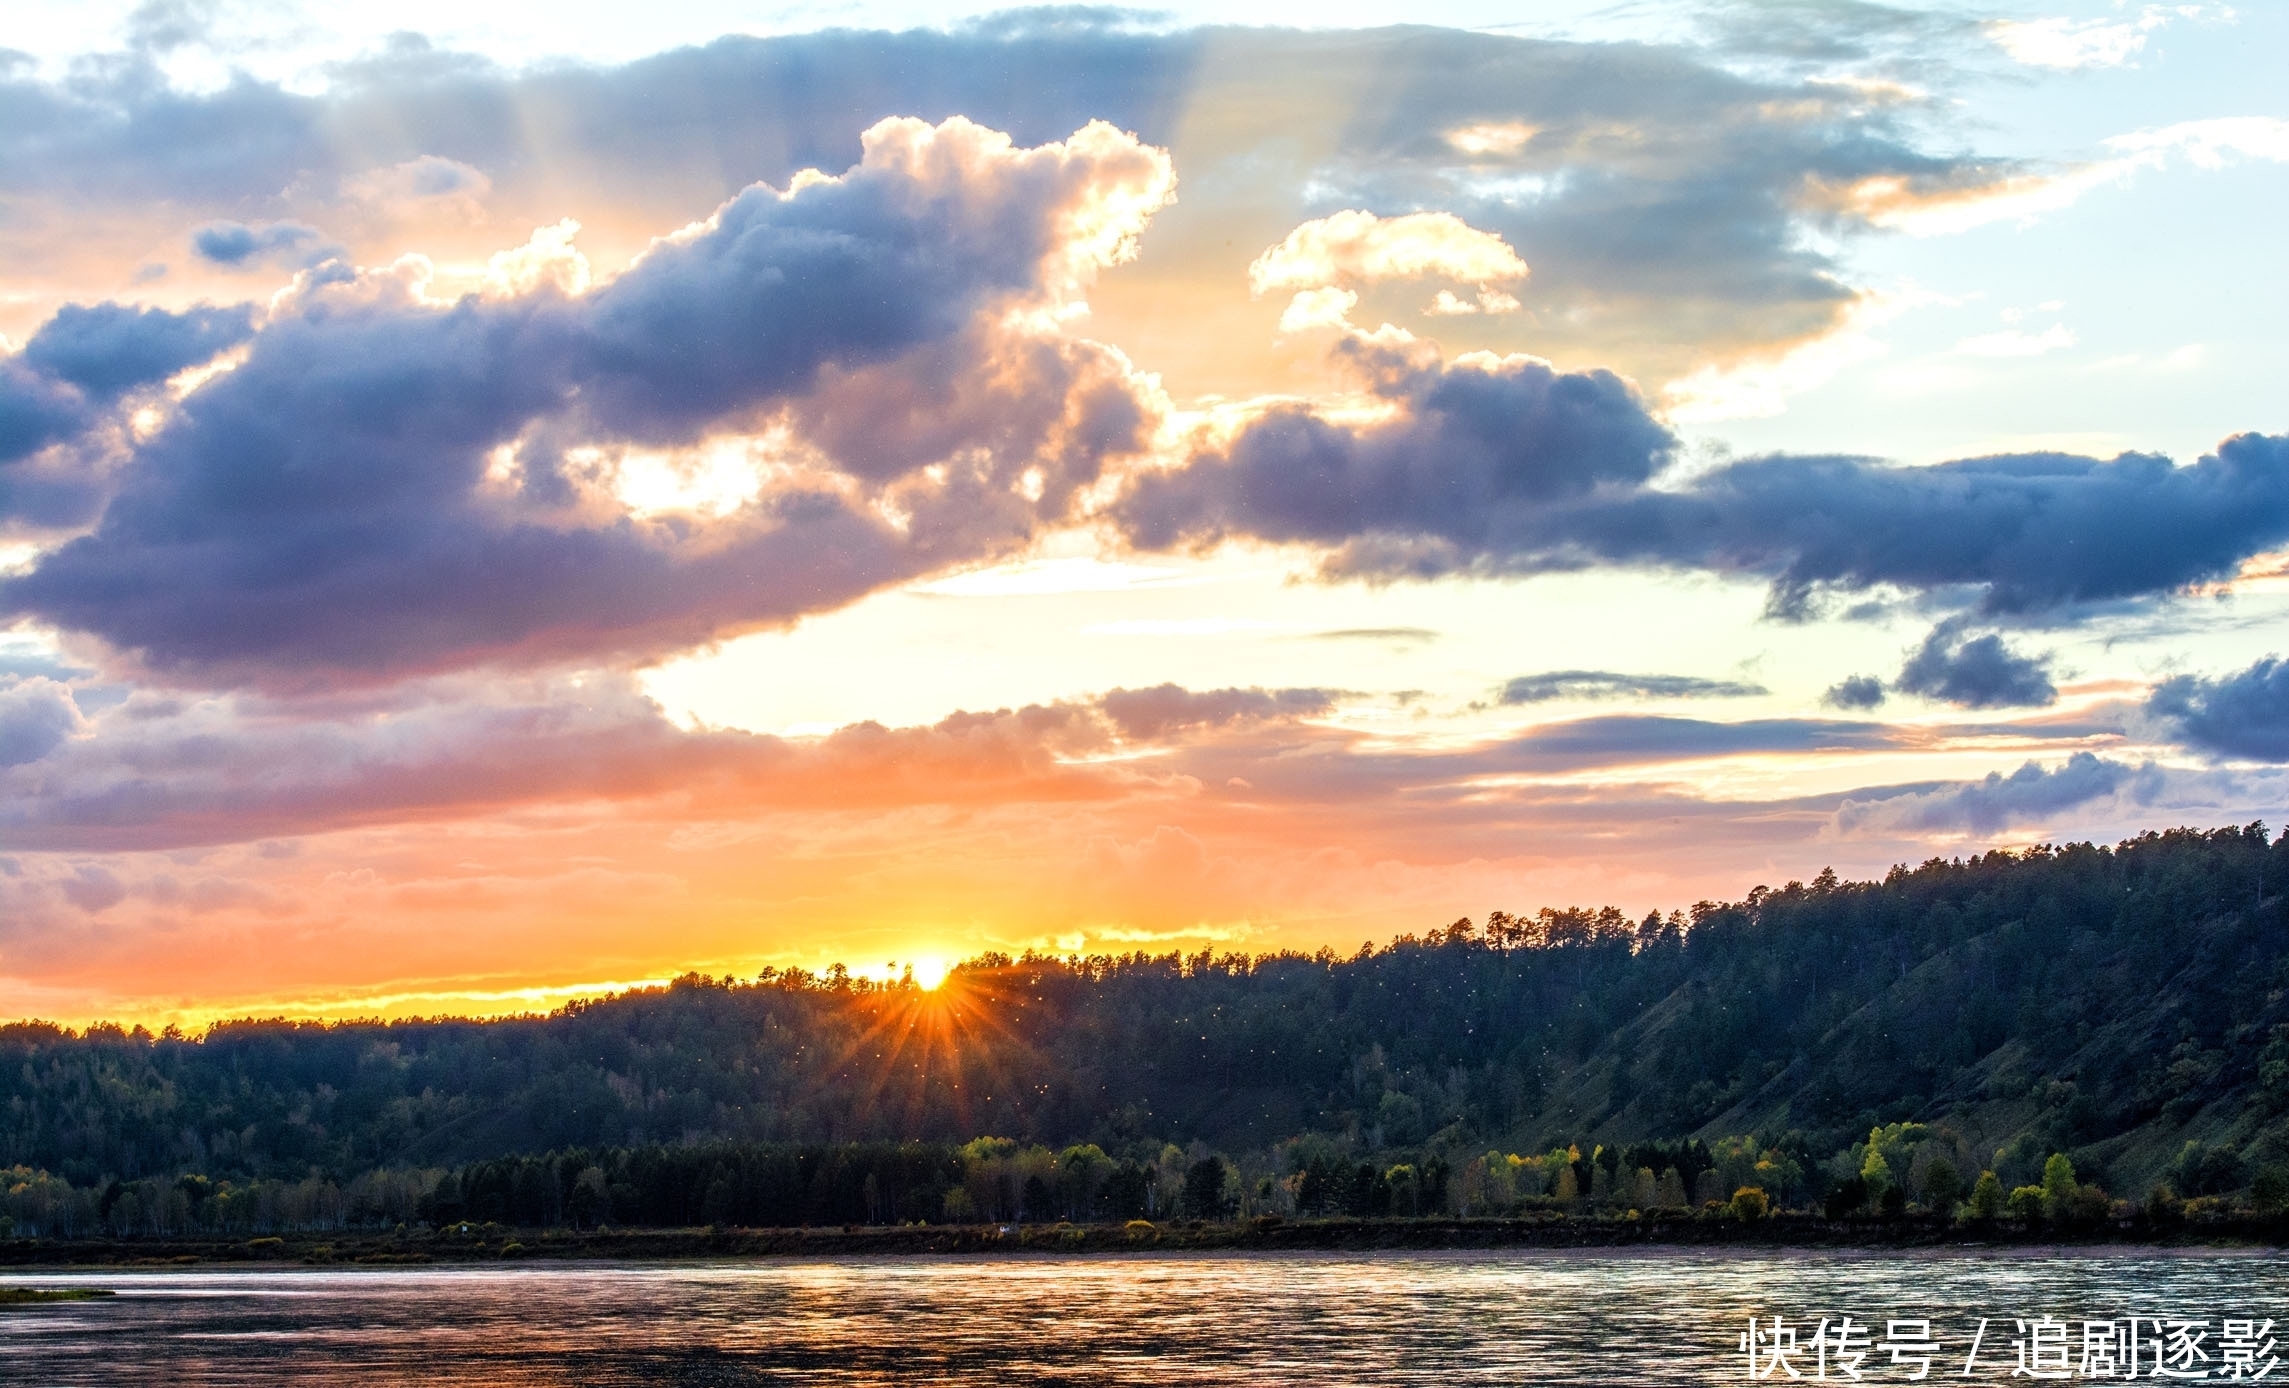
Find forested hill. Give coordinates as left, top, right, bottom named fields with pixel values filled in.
left=7, top=823, right=2289, bottom=1200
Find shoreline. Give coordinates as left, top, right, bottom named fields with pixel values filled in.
left=5, top=1211, right=2283, bottom=1270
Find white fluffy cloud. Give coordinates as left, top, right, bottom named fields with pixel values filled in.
left=1250, top=210, right=1528, bottom=292
left=1986, top=6, right=2221, bottom=70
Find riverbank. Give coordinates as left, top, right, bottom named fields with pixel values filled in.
left=3, top=1209, right=2284, bottom=1269
left=0, top=1286, right=112, bottom=1303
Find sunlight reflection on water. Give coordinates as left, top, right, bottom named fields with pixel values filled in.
left=1, top=1249, right=2283, bottom=1386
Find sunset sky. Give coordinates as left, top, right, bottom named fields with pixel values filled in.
left=2, top=0, right=2286, bottom=1027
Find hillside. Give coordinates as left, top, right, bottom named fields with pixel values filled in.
left=4, top=824, right=2286, bottom=1221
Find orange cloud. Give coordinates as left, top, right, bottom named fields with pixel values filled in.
left=0, top=668, right=2240, bottom=1028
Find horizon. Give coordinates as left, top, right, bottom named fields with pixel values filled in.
left=0, top=0, right=2285, bottom=1029
left=4, top=819, right=2262, bottom=1033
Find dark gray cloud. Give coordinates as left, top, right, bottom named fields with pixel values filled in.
left=2152, top=657, right=2289, bottom=762
left=18, top=301, right=254, bottom=397
left=190, top=219, right=331, bottom=267
left=1499, top=669, right=1767, bottom=703
left=1823, top=674, right=1886, bottom=710
left=0, top=358, right=87, bottom=466
left=1487, top=713, right=1901, bottom=771
left=1122, top=363, right=2289, bottom=617
left=1585, top=442, right=2289, bottom=619
left=1692, top=0, right=1984, bottom=75
left=2, top=302, right=256, bottom=527
left=1590, top=439, right=2289, bottom=615
left=1098, top=683, right=1337, bottom=741
left=1157, top=709, right=1918, bottom=812
left=1118, top=337, right=1675, bottom=561
left=2, top=118, right=1164, bottom=684
left=1832, top=752, right=2153, bottom=837
left=1895, top=618, right=2055, bottom=709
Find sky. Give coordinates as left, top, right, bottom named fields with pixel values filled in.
left=1, top=0, right=2286, bottom=1027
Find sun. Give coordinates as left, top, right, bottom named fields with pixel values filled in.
left=908, top=956, right=952, bottom=991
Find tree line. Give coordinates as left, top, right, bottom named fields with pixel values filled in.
left=4, top=823, right=2289, bottom=1231
left=16, top=1123, right=2277, bottom=1239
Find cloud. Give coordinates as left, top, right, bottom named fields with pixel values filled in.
left=16, top=301, right=255, bottom=398
left=59, top=863, right=125, bottom=914
left=1895, top=618, right=2056, bottom=709
left=1661, top=292, right=1905, bottom=423
left=0, top=675, right=1360, bottom=853
left=0, top=22, right=2051, bottom=399
left=1308, top=627, right=1438, bottom=643
left=0, top=655, right=2190, bottom=1016
left=1823, top=674, right=1886, bottom=711
left=1498, top=670, right=1766, bottom=703
left=0, top=16, right=2278, bottom=1019
left=1098, top=684, right=1336, bottom=741
left=481, top=219, right=591, bottom=298
left=1954, top=324, right=2075, bottom=358
left=1167, top=710, right=1921, bottom=802
left=1445, top=122, right=1538, bottom=158
left=1634, top=438, right=2289, bottom=618
left=1250, top=211, right=1528, bottom=295
left=1832, top=752, right=2151, bottom=837
left=343, top=155, right=493, bottom=217
left=2151, top=656, right=2289, bottom=761
left=0, top=673, right=1130, bottom=852
left=1424, top=287, right=1520, bottom=317
left=0, top=641, right=90, bottom=683
left=0, top=360, right=89, bottom=467
left=1689, top=0, right=1983, bottom=76
left=190, top=219, right=332, bottom=267
left=1844, top=115, right=2289, bottom=238
left=2109, top=117, right=2289, bottom=170
left=1984, top=7, right=2201, bottom=70
left=1125, top=373, right=2289, bottom=617
left=0, top=670, right=1934, bottom=853
left=1118, top=330, right=1676, bottom=564
left=2, top=302, right=256, bottom=527
left=1249, top=210, right=1528, bottom=323
left=0, top=678, right=86, bottom=766
left=1485, top=714, right=1904, bottom=772
left=2, top=116, right=1176, bottom=685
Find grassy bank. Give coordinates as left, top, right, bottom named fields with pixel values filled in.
left=0, top=1286, right=114, bottom=1304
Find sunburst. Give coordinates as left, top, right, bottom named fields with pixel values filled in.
left=802, top=963, right=1049, bottom=1139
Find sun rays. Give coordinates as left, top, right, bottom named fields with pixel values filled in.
left=798, top=963, right=1052, bottom=1138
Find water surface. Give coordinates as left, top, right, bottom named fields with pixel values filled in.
left=2, top=1249, right=2281, bottom=1385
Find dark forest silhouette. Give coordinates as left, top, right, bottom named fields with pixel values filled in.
left=8, top=823, right=2289, bottom=1236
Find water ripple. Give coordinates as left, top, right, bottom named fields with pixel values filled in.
left=0, top=1248, right=2281, bottom=1386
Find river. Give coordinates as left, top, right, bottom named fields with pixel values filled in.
left=2, top=1248, right=2282, bottom=1385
